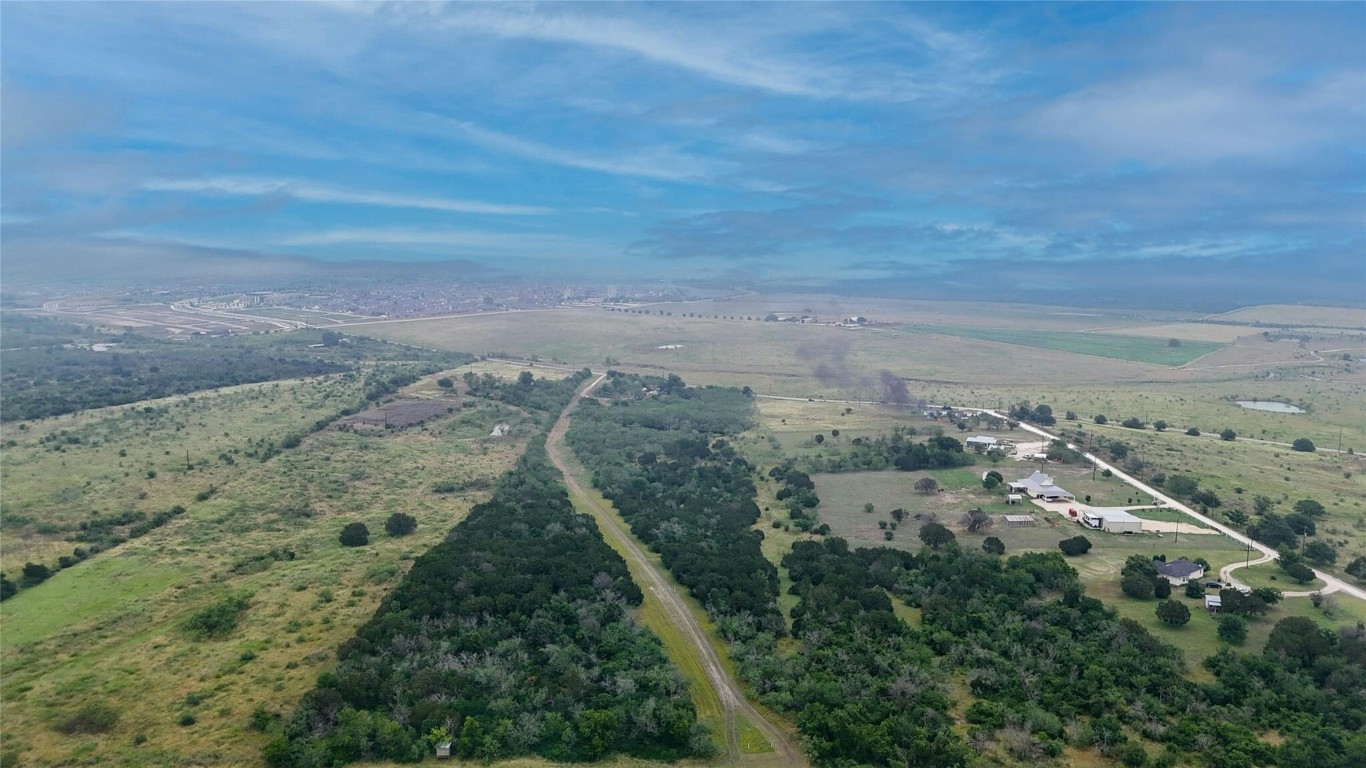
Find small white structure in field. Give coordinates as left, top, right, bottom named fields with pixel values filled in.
left=489, top=423, right=511, bottom=437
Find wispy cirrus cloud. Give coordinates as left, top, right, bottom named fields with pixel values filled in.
left=448, top=121, right=723, bottom=183
left=278, top=226, right=598, bottom=253
left=144, top=176, right=551, bottom=215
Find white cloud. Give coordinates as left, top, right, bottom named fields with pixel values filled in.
left=1030, top=58, right=1366, bottom=165
left=144, top=176, right=551, bottom=215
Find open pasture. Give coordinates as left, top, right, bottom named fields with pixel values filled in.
left=1093, top=323, right=1261, bottom=343
left=912, top=376, right=1366, bottom=451
left=1209, top=304, right=1366, bottom=328
left=360, top=307, right=1263, bottom=402
left=0, top=396, right=527, bottom=768
left=652, top=293, right=1197, bottom=331
left=812, top=467, right=1196, bottom=551
left=906, top=325, right=1225, bottom=365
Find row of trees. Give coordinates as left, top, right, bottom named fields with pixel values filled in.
left=796, top=427, right=977, bottom=474
left=566, top=382, right=787, bottom=639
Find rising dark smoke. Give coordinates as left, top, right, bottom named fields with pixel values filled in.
left=878, top=370, right=924, bottom=408
left=797, top=339, right=855, bottom=387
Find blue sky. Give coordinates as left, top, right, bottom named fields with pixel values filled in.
left=2, top=1, right=1363, bottom=288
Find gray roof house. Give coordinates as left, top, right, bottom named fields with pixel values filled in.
left=1155, top=558, right=1206, bottom=585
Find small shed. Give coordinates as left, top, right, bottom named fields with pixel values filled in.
left=1204, top=595, right=1222, bottom=614
left=1006, top=493, right=1024, bottom=505
left=436, top=741, right=452, bottom=759
left=1004, top=515, right=1036, bottom=528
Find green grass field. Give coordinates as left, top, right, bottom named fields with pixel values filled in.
left=907, top=324, right=1225, bottom=365
left=0, top=371, right=530, bottom=768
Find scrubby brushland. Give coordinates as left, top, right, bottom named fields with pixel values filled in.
left=0, top=323, right=471, bottom=421
left=1, top=360, right=455, bottom=598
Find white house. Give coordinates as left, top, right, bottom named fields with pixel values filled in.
left=1008, top=470, right=1075, bottom=502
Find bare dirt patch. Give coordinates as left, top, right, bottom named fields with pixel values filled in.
left=338, top=398, right=457, bottom=429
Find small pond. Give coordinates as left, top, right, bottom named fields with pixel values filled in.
left=1235, top=401, right=1305, bottom=414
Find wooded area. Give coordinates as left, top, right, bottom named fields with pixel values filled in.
left=270, top=373, right=706, bottom=765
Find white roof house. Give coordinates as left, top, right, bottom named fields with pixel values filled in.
left=1080, top=508, right=1143, bottom=534
left=967, top=436, right=999, bottom=448
left=1008, top=470, right=1075, bottom=501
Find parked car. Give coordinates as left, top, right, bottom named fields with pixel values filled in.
left=1204, top=581, right=1223, bottom=589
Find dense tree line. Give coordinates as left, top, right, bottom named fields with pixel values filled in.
left=738, top=539, right=971, bottom=766
left=1, top=346, right=346, bottom=421
left=797, top=426, right=977, bottom=474
left=565, top=380, right=785, bottom=640
left=461, top=368, right=593, bottom=424
left=1, top=327, right=473, bottom=422
left=269, top=442, right=705, bottom=766
left=1009, top=401, right=1057, bottom=426
left=695, top=519, right=1365, bottom=767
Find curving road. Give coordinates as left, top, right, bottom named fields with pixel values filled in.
left=547, top=374, right=808, bottom=767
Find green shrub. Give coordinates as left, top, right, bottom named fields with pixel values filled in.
left=339, top=522, right=369, bottom=547
left=182, top=593, right=250, bottom=640
left=54, top=702, right=120, bottom=734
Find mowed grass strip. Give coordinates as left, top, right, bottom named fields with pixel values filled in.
left=0, top=556, right=191, bottom=649
left=907, top=324, right=1223, bottom=365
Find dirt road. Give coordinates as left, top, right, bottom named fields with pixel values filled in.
left=547, top=374, right=808, bottom=767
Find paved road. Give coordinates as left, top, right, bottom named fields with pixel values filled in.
left=547, top=374, right=808, bottom=767
left=977, top=410, right=1366, bottom=602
